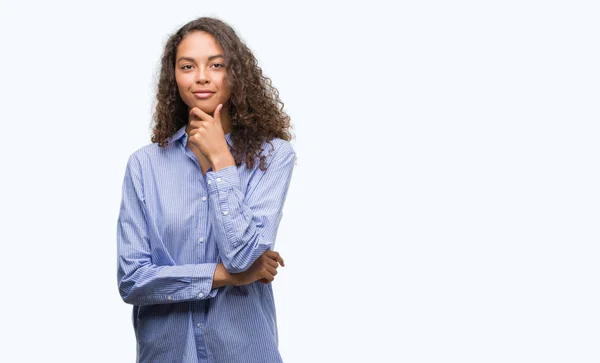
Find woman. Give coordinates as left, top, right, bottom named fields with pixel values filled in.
left=117, top=16, right=296, bottom=363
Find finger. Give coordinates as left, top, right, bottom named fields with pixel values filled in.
left=265, top=257, right=279, bottom=269
left=188, top=120, right=211, bottom=130
left=213, top=104, right=223, bottom=124
left=266, top=250, right=285, bottom=267
left=265, top=265, right=278, bottom=277
left=187, top=130, right=200, bottom=143
left=265, top=250, right=279, bottom=259
left=189, top=108, right=202, bottom=122
left=189, top=107, right=212, bottom=121
left=188, top=120, right=201, bottom=129
left=259, top=278, right=269, bottom=284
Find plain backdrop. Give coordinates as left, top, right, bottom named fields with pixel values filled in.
left=0, top=0, right=598, bottom=362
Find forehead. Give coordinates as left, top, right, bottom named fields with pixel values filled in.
left=176, top=31, right=223, bottom=58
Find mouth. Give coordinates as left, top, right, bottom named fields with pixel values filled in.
left=192, top=92, right=215, bottom=100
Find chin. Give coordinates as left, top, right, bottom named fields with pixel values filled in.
left=186, top=100, right=216, bottom=113
left=198, top=104, right=218, bottom=114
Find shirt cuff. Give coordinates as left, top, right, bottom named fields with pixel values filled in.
left=192, top=263, right=219, bottom=299
left=205, top=165, right=241, bottom=195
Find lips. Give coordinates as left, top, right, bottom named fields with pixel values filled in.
left=193, top=91, right=215, bottom=99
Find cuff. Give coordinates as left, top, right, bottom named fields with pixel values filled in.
left=205, top=165, right=241, bottom=195
left=192, top=263, right=219, bottom=299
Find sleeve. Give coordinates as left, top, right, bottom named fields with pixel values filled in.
left=117, top=154, right=220, bottom=306
left=204, top=143, right=296, bottom=273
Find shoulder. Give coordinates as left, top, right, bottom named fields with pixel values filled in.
left=127, top=141, right=175, bottom=162
left=125, top=144, right=150, bottom=163
left=123, top=142, right=165, bottom=173
left=260, top=138, right=296, bottom=165
left=250, top=138, right=296, bottom=172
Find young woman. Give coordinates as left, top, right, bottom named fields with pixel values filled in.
left=117, top=16, right=296, bottom=363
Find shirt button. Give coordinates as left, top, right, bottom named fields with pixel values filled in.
left=216, top=177, right=222, bottom=182
left=207, top=180, right=212, bottom=185
left=198, top=237, right=204, bottom=243
left=222, top=211, right=229, bottom=215
left=197, top=323, right=201, bottom=328
left=201, top=196, right=207, bottom=201
left=198, top=292, right=204, bottom=298
left=167, top=295, right=173, bottom=301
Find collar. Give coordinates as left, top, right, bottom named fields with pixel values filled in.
left=168, top=125, right=233, bottom=149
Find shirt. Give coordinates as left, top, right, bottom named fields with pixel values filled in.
left=116, top=125, right=296, bottom=363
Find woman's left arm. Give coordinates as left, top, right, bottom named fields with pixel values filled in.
left=205, top=143, right=296, bottom=273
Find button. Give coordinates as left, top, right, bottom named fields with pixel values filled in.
left=167, top=295, right=173, bottom=301
left=216, top=177, right=222, bottom=182
left=198, top=237, right=204, bottom=243
left=207, top=180, right=212, bottom=185
left=222, top=211, right=229, bottom=215
left=201, top=196, right=207, bottom=201
left=198, top=292, right=204, bottom=298
left=197, top=323, right=201, bottom=328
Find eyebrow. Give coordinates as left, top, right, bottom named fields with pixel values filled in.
left=177, top=54, right=224, bottom=63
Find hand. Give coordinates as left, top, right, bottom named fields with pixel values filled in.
left=230, top=250, right=285, bottom=286
left=187, top=104, right=230, bottom=162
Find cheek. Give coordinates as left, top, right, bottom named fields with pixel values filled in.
left=176, top=73, right=192, bottom=89
left=175, top=75, right=191, bottom=100
left=219, top=79, right=232, bottom=99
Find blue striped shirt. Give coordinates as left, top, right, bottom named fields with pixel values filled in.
left=116, top=125, right=296, bottom=363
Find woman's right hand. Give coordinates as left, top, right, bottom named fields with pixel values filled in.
left=230, top=250, right=285, bottom=286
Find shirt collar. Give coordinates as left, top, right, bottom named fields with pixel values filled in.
left=169, top=125, right=233, bottom=149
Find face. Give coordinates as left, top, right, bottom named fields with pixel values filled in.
left=175, top=31, right=231, bottom=116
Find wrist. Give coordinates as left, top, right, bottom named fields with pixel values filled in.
left=210, top=152, right=236, bottom=171
left=213, top=263, right=235, bottom=288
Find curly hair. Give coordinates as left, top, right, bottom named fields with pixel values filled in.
left=151, top=17, right=293, bottom=171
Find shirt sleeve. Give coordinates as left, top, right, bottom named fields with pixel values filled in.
left=204, top=143, right=296, bottom=273
left=117, top=154, right=219, bottom=306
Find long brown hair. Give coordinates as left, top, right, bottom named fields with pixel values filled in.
left=151, top=17, right=293, bottom=171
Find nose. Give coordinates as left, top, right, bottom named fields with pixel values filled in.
left=196, top=66, right=209, bottom=84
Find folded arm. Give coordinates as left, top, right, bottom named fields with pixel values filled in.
left=117, top=154, right=220, bottom=306
left=205, top=143, right=296, bottom=273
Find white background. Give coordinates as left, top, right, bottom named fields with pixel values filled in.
left=1, top=0, right=598, bottom=362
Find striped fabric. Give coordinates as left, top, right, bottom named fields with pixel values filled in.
left=117, top=125, right=296, bottom=363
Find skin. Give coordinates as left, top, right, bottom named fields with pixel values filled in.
left=213, top=251, right=285, bottom=288
left=174, top=30, right=285, bottom=286
left=175, top=30, right=234, bottom=174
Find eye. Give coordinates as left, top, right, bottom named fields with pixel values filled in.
left=181, top=65, right=193, bottom=70
left=211, top=63, right=225, bottom=69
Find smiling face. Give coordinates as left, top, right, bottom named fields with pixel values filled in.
left=175, top=31, right=232, bottom=118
